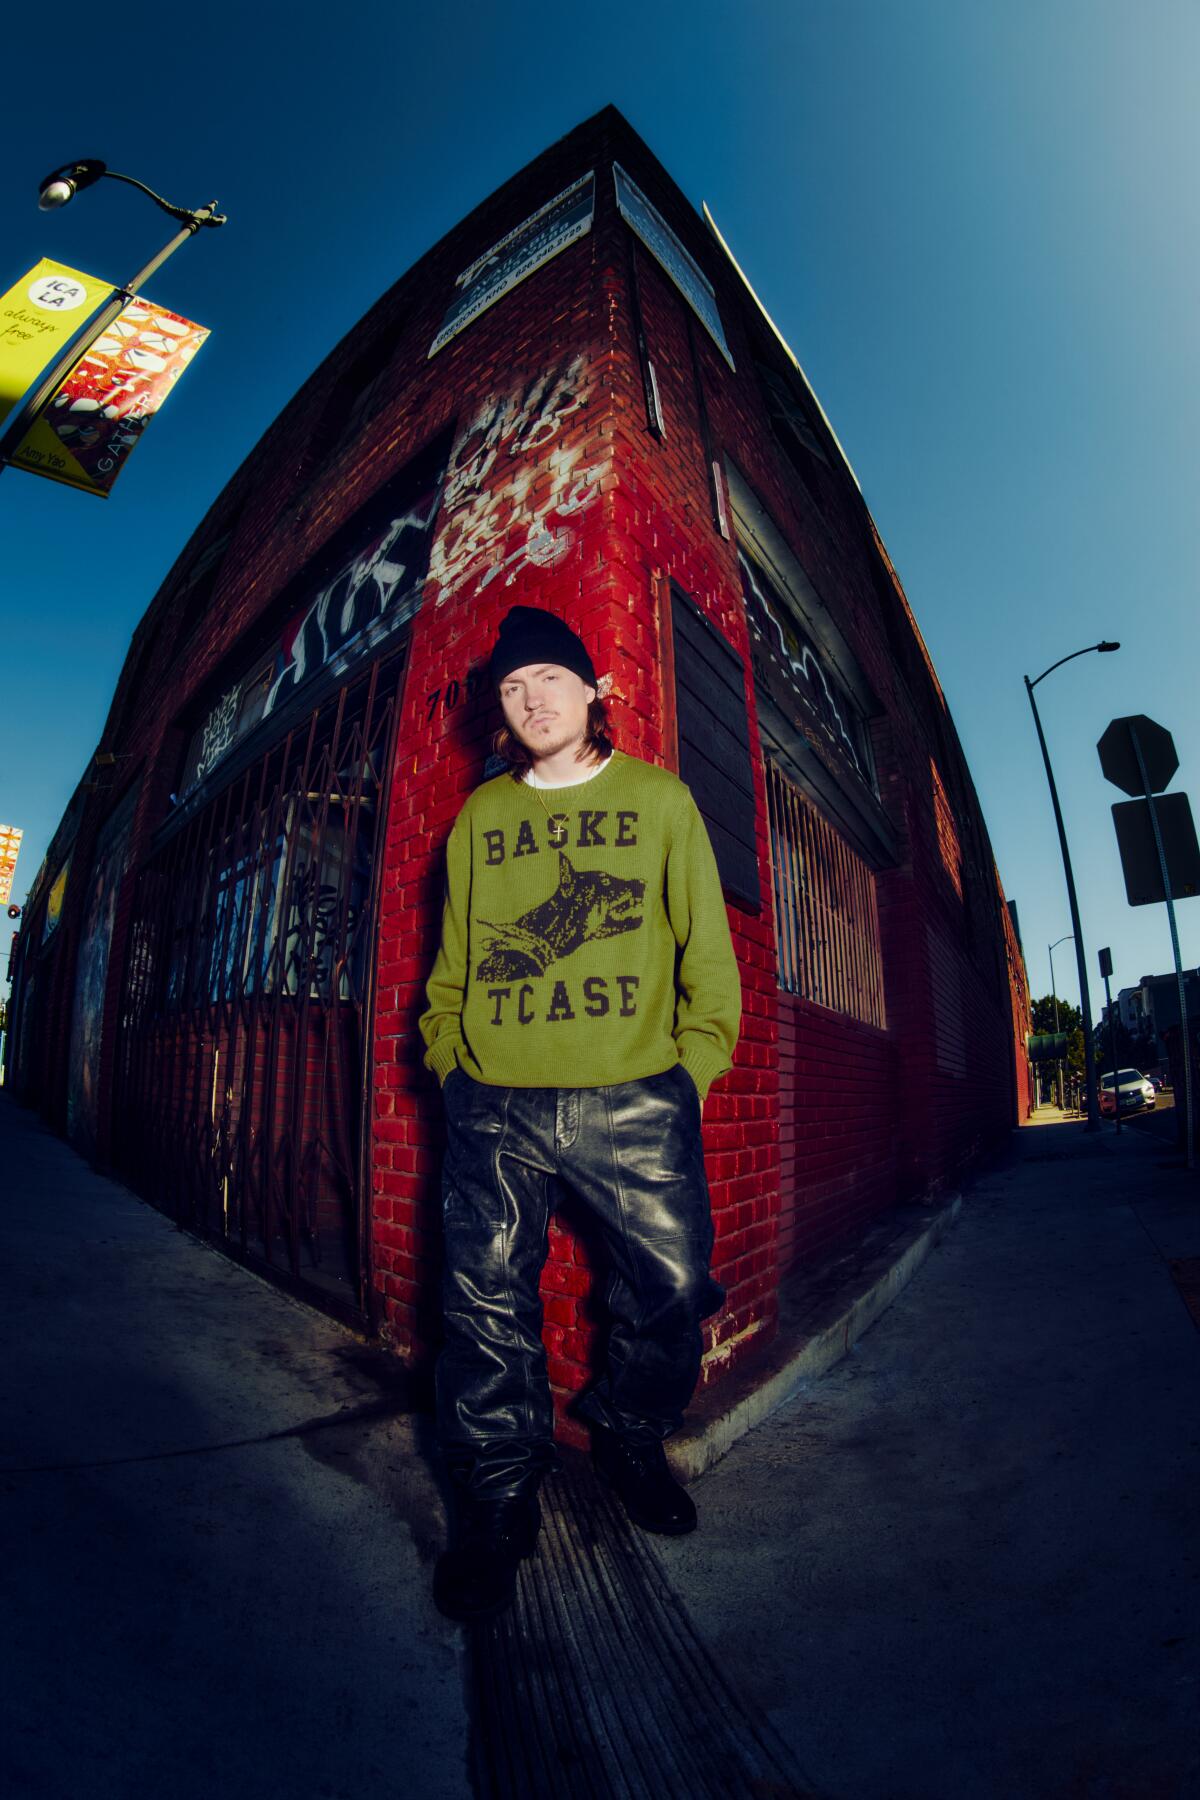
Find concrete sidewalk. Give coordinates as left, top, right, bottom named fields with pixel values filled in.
left=3, top=1093, right=1198, bottom=1798
left=656, top=1111, right=1200, bottom=1799
left=0, top=1096, right=468, bottom=1800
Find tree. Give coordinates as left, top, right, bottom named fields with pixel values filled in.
left=1030, top=993, right=1085, bottom=1095
left=1031, top=993, right=1081, bottom=1038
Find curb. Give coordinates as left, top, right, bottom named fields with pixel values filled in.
left=669, top=1191, right=964, bottom=1483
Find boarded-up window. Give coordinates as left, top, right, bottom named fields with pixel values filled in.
left=927, top=923, right=968, bottom=1076
left=766, top=756, right=885, bottom=1028
left=670, top=583, right=760, bottom=910
left=930, top=758, right=963, bottom=900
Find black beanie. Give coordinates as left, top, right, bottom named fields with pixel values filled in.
left=489, top=605, right=597, bottom=690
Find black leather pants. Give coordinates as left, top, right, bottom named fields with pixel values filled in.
left=437, top=1064, right=724, bottom=1500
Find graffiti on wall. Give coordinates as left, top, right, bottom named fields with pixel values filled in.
left=193, top=683, right=242, bottom=786
left=265, top=490, right=441, bottom=714
left=179, top=437, right=448, bottom=799
left=430, top=352, right=609, bottom=606
left=739, top=548, right=873, bottom=787
left=13, top=962, right=36, bottom=1091
left=66, top=784, right=137, bottom=1154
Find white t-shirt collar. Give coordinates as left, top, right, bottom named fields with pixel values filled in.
left=523, top=750, right=614, bottom=790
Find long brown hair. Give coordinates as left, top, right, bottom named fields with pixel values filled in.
left=494, top=696, right=615, bottom=775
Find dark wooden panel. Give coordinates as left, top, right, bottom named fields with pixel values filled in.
left=676, top=674, right=757, bottom=792
left=674, top=598, right=747, bottom=706
left=699, top=809, right=761, bottom=912
left=671, top=585, right=760, bottom=911
left=679, top=739, right=755, bottom=841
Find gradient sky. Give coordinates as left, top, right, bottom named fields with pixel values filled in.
left=2, top=0, right=1196, bottom=1022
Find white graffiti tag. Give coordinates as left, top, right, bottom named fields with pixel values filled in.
left=738, top=549, right=870, bottom=781
left=265, top=499, right=438, bottom=716
left=195, top=683, right=241, bottom=782
left=429, top=352, right=609, bottom=605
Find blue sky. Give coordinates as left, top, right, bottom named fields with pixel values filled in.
left=2, top=0, right=1196, bottom=1020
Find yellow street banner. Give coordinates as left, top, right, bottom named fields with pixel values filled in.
left=0, top=258, right=111, bottom=426
left=9, top=297, right=209, bottom=497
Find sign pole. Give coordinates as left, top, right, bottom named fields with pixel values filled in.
left=1128, top=722, right=1194, bottom=1170
left=1099, top=953, right=1121, bottom=1136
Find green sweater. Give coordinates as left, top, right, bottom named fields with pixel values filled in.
left=419, top=749, right=742, bottom=1100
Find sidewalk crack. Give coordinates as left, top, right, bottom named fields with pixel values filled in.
left=1, top=1394, right=419, bottom=1477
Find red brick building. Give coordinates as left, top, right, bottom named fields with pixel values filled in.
left=7, top=108, right=1030, bottom=1432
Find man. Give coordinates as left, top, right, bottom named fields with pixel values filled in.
left=420, top=603, right=741, bottom=1622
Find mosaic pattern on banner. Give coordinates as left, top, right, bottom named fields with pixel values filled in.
left=11, top=298, right=208, bottom=497
left=0, top=824, right=22, bottom=907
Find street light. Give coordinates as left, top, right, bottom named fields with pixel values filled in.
left=1048, top=932, right=1074, bottom=1110
left=1047, top=934, right=1075, bottom=1029
left=1025, top=641, right=1120, bottom=1131
left=0, top=159, right=226, bottom=472
left=35, top=160, right=226, bottom=228
left=37, top=159, right=109, bottom=211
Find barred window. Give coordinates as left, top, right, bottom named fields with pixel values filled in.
left=766, top=757, right=886, bottom=1028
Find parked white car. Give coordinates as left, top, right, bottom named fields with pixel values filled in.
left=1098, top=1069, right=1156, bottom=1116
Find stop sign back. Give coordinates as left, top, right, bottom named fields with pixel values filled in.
left=1097, top=714, right=1178, bottom=797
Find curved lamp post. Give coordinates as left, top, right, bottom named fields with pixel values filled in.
left=1047, top=933, right=1074, bottom=1030
left=0, top=160, right=226, bottom=471
left=1025, top=642, right=1120, bottom=1130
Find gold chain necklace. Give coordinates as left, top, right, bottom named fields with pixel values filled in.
left=522, top=748, right=609, bottom=844
left=523, top=775, right=570, bottom=845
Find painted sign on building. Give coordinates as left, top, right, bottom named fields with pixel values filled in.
left=67, top=785, right=137, bottom=1154
left=0, top=824, right=23, bottom=907
left=0, top=258, right=109, bottom=428
left=613, top=163, right=734, bottom=368
left=429, top=172, right=595, bottom=358
left=42, top=856, right=70, bottom=943
left=10, top=298, right=209, bottom=497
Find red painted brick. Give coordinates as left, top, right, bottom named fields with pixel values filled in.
left=11, top=106, right=1030, bottom=1432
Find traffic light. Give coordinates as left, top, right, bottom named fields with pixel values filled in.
left=6, top=905, right=20, bottom=920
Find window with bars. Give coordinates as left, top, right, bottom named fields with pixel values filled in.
left=113, top=656, right=401, bottom=1315
left=765, top=756, right=886, bottom=1028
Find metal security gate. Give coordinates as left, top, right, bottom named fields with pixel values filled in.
left=112, top=655, right=404, bottom=1322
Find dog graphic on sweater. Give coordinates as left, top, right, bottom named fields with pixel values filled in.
left=475, top=852, right=645, bottom=982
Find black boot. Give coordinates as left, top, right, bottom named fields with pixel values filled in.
left=433, top=1492, right=542, bottom=1623
left=590, top=1423, right=697, bottom=1535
